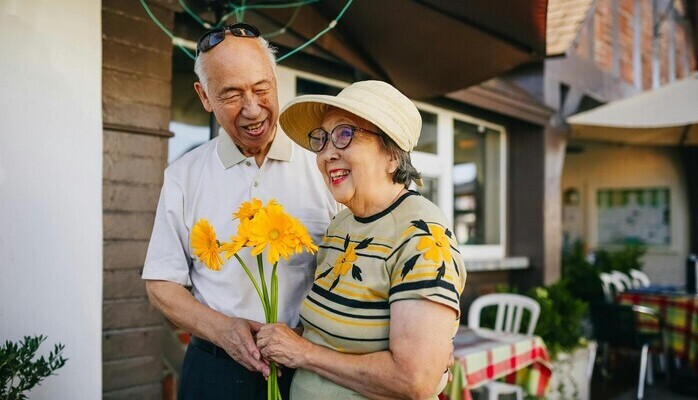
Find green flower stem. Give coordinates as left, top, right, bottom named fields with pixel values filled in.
left=268, top=365, right=274, bottom=400
left=257, top=255, right=272, bottom=321
left=234, top=254, right=269, bottom=317
left=268, top=262, right=281, bottom=400
left=271, top=263, right=279, bottom=322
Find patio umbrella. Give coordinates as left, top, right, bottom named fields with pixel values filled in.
left=245, top=0, right=547, bottom=99
left=567, top=74, right=698, bottom=146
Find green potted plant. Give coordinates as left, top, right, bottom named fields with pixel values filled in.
left=0, top=335, right=67, bottom=400
left=525, top=281, right=590, bottom=400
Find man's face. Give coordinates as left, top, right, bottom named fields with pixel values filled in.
left=194, top=36, right=279, bottom=156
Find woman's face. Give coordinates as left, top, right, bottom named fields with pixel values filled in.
left=315, top=108, right=397, bottom=211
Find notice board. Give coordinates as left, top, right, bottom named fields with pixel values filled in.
left=597, top=187, right=671, bottom=246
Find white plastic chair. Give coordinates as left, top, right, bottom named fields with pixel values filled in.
left=599, top=272, right=625, bottom=302
left=467, top=294, right=541, bottom=400
left=629, top=269, right=651, bottom=288
left=468, top=293, right=540, bottom=336
left=611, top=270, right=633, bottom=290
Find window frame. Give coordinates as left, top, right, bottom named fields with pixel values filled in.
left=279, top=66, right=508, bottom=260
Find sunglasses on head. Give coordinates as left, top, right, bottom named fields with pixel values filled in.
left=307, top=124, right=380, bottom=153
left=196, top=23, right=260, bottom=55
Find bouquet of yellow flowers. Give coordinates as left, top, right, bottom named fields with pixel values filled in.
left=191, top=198, right=318, bottom=400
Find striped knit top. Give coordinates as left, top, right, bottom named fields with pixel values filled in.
left=299, top=191, right=467, bottom=354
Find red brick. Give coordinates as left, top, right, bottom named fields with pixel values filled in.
left=104, top=130, right=168, bottom=158
left=103, top=327, right=162, bottom=361
left=103, top=38, right=172, bottom=79
left=103, top=98, right=171, bottom=131
left=104, top=151, right=165, bottom=185
left=103, top=298, right=162, bottom=330
left=103, top=383, right=161, bottom=400
left=103, top=0, right=174, bottom=26
left=104, top=211, right=156, bottom=241
left=104, top=240, right=150, bottom=270
left=104, top=269, right=148, bottom=300
left=102, top=356, right=162, bottom=392
left=103, top=68, right=172, bottom=108
left=103, top=6, right=171, bottom=51
left=104, top=182, right=161, bottom=212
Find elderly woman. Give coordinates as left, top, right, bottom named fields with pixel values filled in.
left=256, top=81, right=466, bottom=400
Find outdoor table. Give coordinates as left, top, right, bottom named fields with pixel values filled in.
left=618, top=291, right=698, bottom=369
left=440, top=326, right=553, bottom=400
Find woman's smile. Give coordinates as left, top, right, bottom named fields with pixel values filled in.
left=328, top=169, right=350, bottom=185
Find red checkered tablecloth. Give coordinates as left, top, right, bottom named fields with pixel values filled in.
left=440, top=326, right=553, bottom=400
left=618, top=291, right=698, bottom=368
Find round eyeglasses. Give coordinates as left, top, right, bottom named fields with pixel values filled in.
left=307, top=124, right=380, bottom=153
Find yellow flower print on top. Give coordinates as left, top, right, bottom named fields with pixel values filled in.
left=332, top=244, right=358, bottom=277
left=316, top=235, right=372, bottom=291
left=401, top=220, right=459, bottom=281
left=416, top=224, right=451, bottom=265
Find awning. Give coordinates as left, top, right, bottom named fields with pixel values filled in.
left=245, top=0, right=548, bottom=99
left=567, top=74, right=698, bottom=146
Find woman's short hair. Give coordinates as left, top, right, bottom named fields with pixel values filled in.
left=378, top=132, right=421, bottom=188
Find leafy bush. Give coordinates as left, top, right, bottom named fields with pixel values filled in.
left=561, top=241, right=604, bottom=304
left=593, top=243, right=646, bottom=275
left=561, top=240, right=647, bottom=304
left=482, top=241, right=644, bottom=359
left=0, top=335, right=67, bottom=400
left=526, top=281, right=587, bottom=357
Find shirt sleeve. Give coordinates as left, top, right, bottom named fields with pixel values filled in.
left=387, top=219, right=466, bottom=318
left=141, top=170, right=192, bottom=286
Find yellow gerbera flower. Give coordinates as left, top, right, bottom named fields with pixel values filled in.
left=332, top=244, right=357, bottom=276
left=233, top=198, right=263, bottom=221
left=191, top=219, right=224, bottom=271
left=289, top=216, right=319, bottom=254
left=247, top=205, right=296, bottom=265
left=220, top=218, right=252, bottom=259
left=416, top=224, right=451, bottom=264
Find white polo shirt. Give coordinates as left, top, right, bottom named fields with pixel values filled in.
left=142, top=128, right=337, bottom=326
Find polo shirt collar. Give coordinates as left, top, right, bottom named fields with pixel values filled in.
left=216, top=126, right=293, bottom=169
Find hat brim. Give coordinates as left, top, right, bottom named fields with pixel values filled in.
left=280, top=94, right=399, bottom=153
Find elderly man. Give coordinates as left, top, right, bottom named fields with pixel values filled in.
left=142, top=23, right=336, bottom=399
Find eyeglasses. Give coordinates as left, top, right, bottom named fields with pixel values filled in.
left=307, top=124, right=380, bottom=153
left=196, top=23, right=260, bottom=55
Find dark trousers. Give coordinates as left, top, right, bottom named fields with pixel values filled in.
left=179, top=338, right=294, bottom=400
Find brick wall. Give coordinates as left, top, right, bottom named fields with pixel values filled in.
left=102, top=0, right=176, bottom=398
left=573, top=0, right=696, bottom=90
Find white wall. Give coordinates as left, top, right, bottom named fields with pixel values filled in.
left=562, top=141, right=689, bottom=285
left=0, top=1, right=102, bottom=398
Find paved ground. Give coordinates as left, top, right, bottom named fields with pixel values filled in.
left=592, top=353, right=698, bottom=400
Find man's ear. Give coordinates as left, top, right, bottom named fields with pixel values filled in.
left=194, top=82, right=212, bottom=112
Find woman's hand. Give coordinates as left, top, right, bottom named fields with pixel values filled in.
left=256, top=323, right=313, bottom=372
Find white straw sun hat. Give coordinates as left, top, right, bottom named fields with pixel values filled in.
left=279, top=80, right=422, bottom=153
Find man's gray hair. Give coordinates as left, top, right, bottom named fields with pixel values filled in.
left=194, top=36, right=277, bottom=92
left=378, top=132, right=422, bottom=188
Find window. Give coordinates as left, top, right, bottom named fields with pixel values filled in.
left=414, top=110, right=437, bottom=154
left=453, top=120, right=503, bottom=247
left=414, top=176, right=439, bottom=205
left=169, top=51, right=211, bottom=163
left=296, top=77, right=342, bottom=96
left=287, top=73, right=507, bottom=260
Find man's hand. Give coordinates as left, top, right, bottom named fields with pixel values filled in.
left=217, top=317, right=269, bottom=375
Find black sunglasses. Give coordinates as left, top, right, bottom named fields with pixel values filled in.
left=307, top=124, right=380, bottom=153
left=196, top=23, right=260, bottom=55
